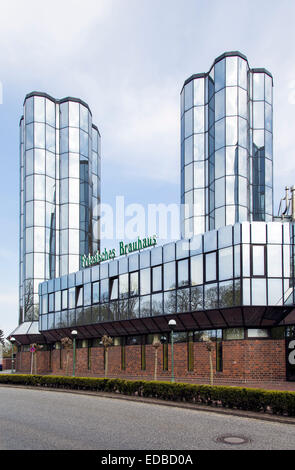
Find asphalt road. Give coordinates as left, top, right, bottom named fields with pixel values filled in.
left=0, top=387, right=294, bottom=450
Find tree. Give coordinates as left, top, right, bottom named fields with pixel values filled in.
left=30, top=343, right=44, bottom=374
left=60, top=337, right=73, bottom=376
left=152, top=337, right=161, bottom=381
left=101, top=335, right=113, bottom=378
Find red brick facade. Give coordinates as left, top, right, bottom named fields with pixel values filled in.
left=15, top=338, right=287, bottom=384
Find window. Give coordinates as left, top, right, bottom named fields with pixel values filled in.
left=152, top=266, right=162, bottom=292
left=110, top=277, right=118, bottom=300
left=61, top=290, right=68, bottom=310
left=247, top=329, right=269, bottom=338
left=164, top=262, right=176, bottom=290
left=177, top=259, right=189, bottom=287
left=251, top=245, right=265, bottom=276
left=223, top=328, right=244, bottom=340
left=191, top=255, right=203, bottom=285
left=216, top=341, right=223, bottom=372
left=130, top=271, right=139, bottom=296
left=84, top=283, right=91, bottom=306
left=76, top=286, right=83, bottom=307
left=100, top=279, right=109, bottom=302
left=92, top=281, right=99, bottom=303
left=140, top=268, right=151, bottom=296
left=205, top=252, right=217, bottom=282
left=55, top=291, right=61, bottom=312
left=119, top=273, right=129, bottom=298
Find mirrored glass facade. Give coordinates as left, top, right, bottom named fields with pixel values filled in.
left=38, top=221, right=295, bottom=336
left=19, top=92, right=101, bottom=322
left=181, top=52, right=273, bottom=238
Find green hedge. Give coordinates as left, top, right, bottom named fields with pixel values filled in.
left=1, top=374, right=295, bottom=417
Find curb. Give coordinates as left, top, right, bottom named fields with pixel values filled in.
left=1, top=383, right=295, bottom=426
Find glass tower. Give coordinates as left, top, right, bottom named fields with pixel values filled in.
left=19, top=92, right=101, bottom=323
left=181, top=51, right=273, bottom=238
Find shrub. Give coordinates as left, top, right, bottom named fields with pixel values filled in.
left=0, top=374, right=295, bottom=417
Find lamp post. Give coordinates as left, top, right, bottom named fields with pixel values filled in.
left=71, top=330, right=78, bottom=377
left=10, top=337, right=16, bottom=374
left=168, top=319, right=176, bottom=383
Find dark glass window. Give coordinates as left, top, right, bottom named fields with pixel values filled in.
left=76, top=286, right=83, bottom=307
left=110, top=277, right=118, bottom=300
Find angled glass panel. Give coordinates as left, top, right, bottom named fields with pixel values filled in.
left=34, top=96, right=45, bottom=122
left=251, top=278, right=266, bottom=305
left=253, top=101, right=264, bottom=128
left=130, top=271, right=139, bottom=296
left=194, top=78, right=204, bottom=106
left=69, top=101, right=79, bottom=127
left=214, top=59, right=225, bottom=92
left=184, top=109, right=193, bottom=138
left=140, top=268, right=151, bottom=295
left=252, top=245, right=265, bottom=276
left=215, top=88, right=225, bottom=121
left=253, top=73, right=264, bottom=101
left=204, top=283, right=218, bottom=309
left=184, top=136, right=193, bottom=165
left=164, top=290, right=176, bottom=314
left=219, top=247, right=233, bottom=280
left=152, top=293, right=163, bottom=316
left=164, top=261, right=176, bottom=290
left=214, top=148, right=225, bottom=180
left=226, top=86, right=237, bottom=116
left=46, top=125, right=55, bottom=152
left=184, top=80, right=193, bottom=111
left=267, top=245, right=282, bottom=277
left=205, top=252, right=216, bottom=282
left=226, top=117, right=237, bottom=145
left=152, top=266, right=162, bottom=292
left=215, top=118, right=225, bottom=150
left=194, top=134, right=205, bottom=161
left=268, top=278, right=282, bottom=306
left=140, top=295, right=151, bottom=318
left=219, top=280, right=234, bottom=307
left=46, top=99, right=56, bottom=127
left=226, top=57, right=238, bottom=86
left=194, top=106, right=204, bottom=133
left=238, top=58, right=248, bottom=90
left=25, top=97, right=34, bottom=124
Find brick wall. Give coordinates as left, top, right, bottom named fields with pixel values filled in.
left=14, top=339, right=287, bottom=384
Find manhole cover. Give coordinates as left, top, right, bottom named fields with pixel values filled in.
left=216, top=435, right=250, bottom=445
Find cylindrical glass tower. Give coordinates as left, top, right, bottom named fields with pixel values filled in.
left=19, top=92, right=101, bottom=323
left=180, top=52, right=273, bottom=238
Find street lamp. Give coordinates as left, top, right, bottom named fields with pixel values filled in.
left=168, top=319, right=176, bottom=383
left=71, top=330, right=78, bottom=377
left=10, top=337, right=16, bottom=374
